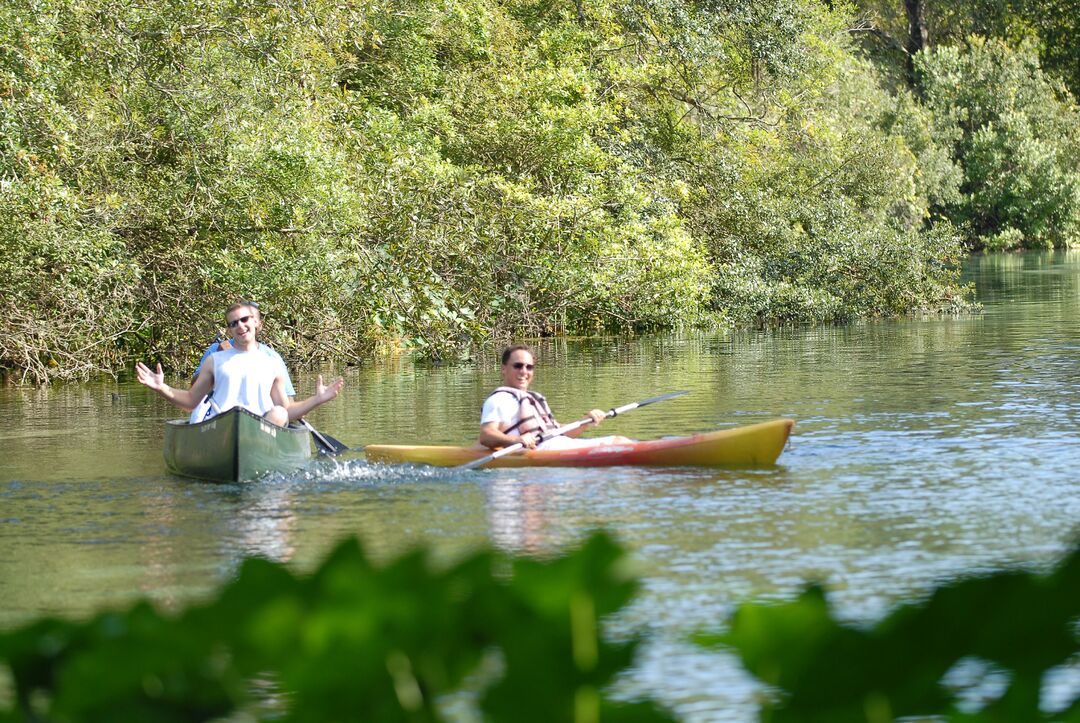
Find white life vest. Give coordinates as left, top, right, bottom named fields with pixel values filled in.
left=486, top=386, right=558, bottom=435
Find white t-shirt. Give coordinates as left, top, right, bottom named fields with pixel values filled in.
left=189, top=347, right=284, bottom=422
left=480, top=391, right=528, bottom=429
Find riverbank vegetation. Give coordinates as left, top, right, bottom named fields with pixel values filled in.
left=3, top=530, right=1079, bottom=720
left=2, top=0, right=1079, bottom=381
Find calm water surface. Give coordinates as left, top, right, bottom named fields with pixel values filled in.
left=3, top=251, right=1080, bottom=720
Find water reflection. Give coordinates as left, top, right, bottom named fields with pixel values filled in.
left=487, top=476, right=553, bottom=555
left=223, top=481, right=300, bottom=564
left=485, top=471, right=614, bottom=555
left=4, top=251, right=1080, bottom=721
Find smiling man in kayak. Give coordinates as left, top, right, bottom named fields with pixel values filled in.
left=136, top=301, right=344, bottom=427
left=478, top=344, right=629, bottom=450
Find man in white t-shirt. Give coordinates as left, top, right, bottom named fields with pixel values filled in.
left=187, top=301, right=295, bottom=422
left=191, top=301, right=295, bottom=394
left=478, top=344, right=629, bottom=450
left=136, top=301, right=343, bottom=427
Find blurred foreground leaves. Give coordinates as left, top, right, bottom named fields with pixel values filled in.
left=703, top=542, right=1080, bottom=721
left=0, top=532, right=673, bottom=722
left=6, top=532, right=1080, bottom=721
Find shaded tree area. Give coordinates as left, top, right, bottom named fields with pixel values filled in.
left=852, top=0, right=1080, bottom=251
left=1, top=0, right=986, bottom=382
left=854, top=0, right=1080, bottom=93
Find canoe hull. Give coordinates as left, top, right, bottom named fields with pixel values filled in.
left=164, top=407, right=312, bottom=482
left=365, top=418, right=794, bottom=468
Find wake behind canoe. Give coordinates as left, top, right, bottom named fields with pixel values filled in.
left=365, top=418, right=794, bottom=468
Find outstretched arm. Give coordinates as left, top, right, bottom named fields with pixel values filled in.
left=286, top=375, right=345, bottom=421
left=136, top=360, right=214, bottom=411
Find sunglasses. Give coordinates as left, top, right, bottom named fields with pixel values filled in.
left=512, top=362, right=535, bottom=370
left=227, top=314, right=255, bottom=329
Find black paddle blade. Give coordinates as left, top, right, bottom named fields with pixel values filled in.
left=313, top=432, right=349, bottom=455
left=319, top=431, right=350, bottom=454
left=302, top=420, right=350, bottom=456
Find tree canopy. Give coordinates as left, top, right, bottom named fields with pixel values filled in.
left=5, top=0, right=1078, bottom=380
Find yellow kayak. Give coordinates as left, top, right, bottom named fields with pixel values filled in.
left=365, top=419, right=794, bottom=468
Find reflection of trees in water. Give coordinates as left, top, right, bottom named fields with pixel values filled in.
left=133, top=482, right=299, bottom=615
left=137, top=486, right=186, bottom=613
left=0, top=381, right=164, bottom=482
left=966, top=250, right=1080, bottom=305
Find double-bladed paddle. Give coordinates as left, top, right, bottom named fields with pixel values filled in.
left=299, top=418, right=350, bottom=455
left=455, top=389, right=689, bottom=471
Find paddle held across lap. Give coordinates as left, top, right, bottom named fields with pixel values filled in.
left=455, top=390, right=690, bottom=471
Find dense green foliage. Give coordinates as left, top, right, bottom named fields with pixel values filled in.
left=3, top=0, right=1079, bottom=382
left=704, top=541, right=1080, bottom=721
left=854, top=0, right=1080, bottom=96
left=1, top=0, right=987, bottom=382
left=0, top=531, right=674, bottom=722
left=6, top=0, right=1079, bottom=381
left=852, top=1, right=1080, bottom=251
left=917, top=38, right=1080, bottom=250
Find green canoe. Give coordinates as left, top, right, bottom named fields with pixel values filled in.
left=164, top=407, right=312, bottom=482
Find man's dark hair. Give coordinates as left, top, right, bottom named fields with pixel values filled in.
left=501, top=344, right=534, bottom=365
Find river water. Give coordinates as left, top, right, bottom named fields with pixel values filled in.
left=3, top=251, right=1080, bottom=719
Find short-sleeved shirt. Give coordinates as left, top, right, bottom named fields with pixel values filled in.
left=188, top=342, right=294, bottom=423
left=194, top=340, right=295, bottom=396
left=207, top=347, right=282, bottom=417
left=480, top=391, right=528, bottom=429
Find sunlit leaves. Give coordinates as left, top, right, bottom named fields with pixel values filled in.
left=1, top=0, right=980, bottom=380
